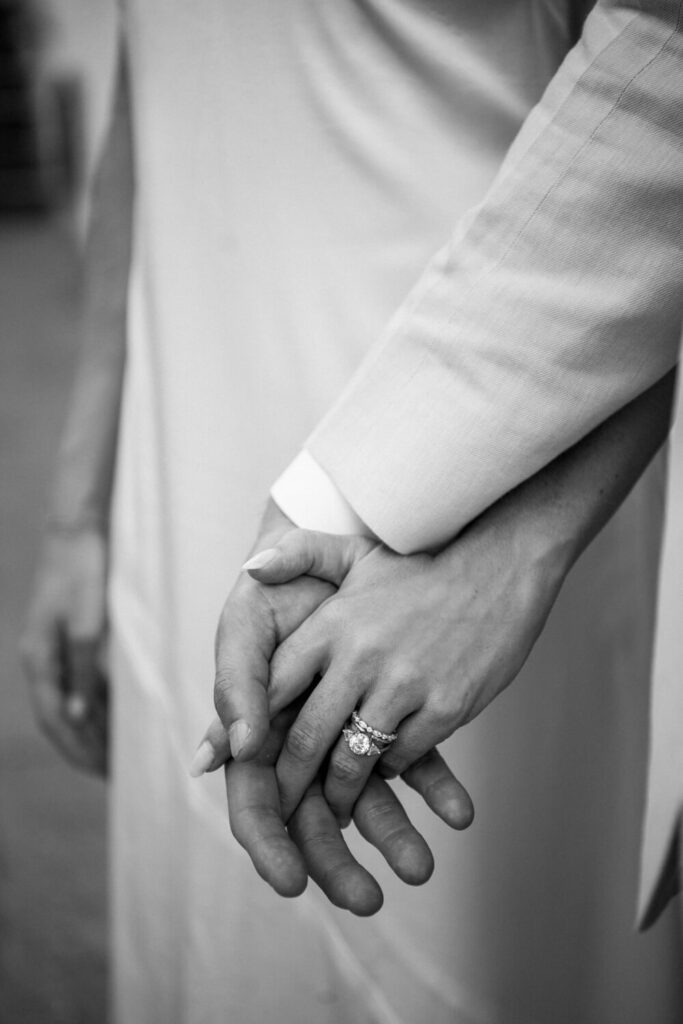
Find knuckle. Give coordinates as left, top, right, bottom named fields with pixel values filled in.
left=379, top=820, right=413, bottom=851
left=348, top=637, right=379, bottom=672
left=327, top=754, right=363, bottom=787
left=213, top=672, right=236, bottom=721
left=384, top=660, right=420, bottom=700
left=284, top=720, right=322, bottom=765
left=425, top=689, right=461, bottom=731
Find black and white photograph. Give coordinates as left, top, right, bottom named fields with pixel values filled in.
left=2, top=0, right=683, bottom=1021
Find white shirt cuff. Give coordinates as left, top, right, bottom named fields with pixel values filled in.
left=271, top=450, right=373, bottom=537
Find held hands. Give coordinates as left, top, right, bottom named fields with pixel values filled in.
left=195, top=502, right=474, bottom=914
left=204, top=506, right=567, bottom=906
left=244, top=520, right=563, bottom=827
left=226, top=709, right=469, bottom=914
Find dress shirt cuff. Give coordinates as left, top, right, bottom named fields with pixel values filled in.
left=271, top=450, right=374, bottom=537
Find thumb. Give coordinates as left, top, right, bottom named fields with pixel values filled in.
left=189, top=715, right=231, bottom=776
left=242, top=529, right=376, bottom=586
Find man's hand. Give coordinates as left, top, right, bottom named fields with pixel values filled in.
left=196, top=500, right=336, bottom=772
left=225, top=705, right=471, bottom=914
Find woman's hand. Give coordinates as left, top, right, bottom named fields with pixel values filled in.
left=21, top=526, right=109, bottom=775
left=247, top=517, right=568, bottom=826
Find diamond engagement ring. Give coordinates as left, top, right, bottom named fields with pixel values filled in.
left=351, top=711, right=398, bottom=746
left=342, top=713, right=398, bottom=757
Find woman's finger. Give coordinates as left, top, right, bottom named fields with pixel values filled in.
left=378, top=707, right=455, bottom=779
left=353, top=773, right=434, bottom=886
left=267, top=618, right=329, bottom=717
left=399, top=747, right=475, bottom=831
left=323, top=701, right=404, bottom=828
left=288, top=778, right=383, bottom=916
left=244, top=529, right=376, bottom=587
left=276, top=672, right=360, bottom=822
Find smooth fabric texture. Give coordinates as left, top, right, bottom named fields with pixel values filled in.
left=110, top=2, right=682, bottom=1021
left=639, top=382, right=683, bottom=925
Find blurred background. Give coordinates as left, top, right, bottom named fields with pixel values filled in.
left=1, top=2, right=116, bottom=1020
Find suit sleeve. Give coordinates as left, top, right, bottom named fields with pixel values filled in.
left=300, top=0, right=683, bottom=553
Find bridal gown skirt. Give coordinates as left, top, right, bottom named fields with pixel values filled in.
left=109, top=1, right=682, bottom=1021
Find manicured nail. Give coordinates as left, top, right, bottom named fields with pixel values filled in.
left=65, top=693, right=88, bottom=723
left=189, top=739, right=215, bottom=778
left=229, top=720, right=251, bottom=758
left=242, top=549, right=278, bottom=572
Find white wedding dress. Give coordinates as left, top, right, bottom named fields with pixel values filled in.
left=109, top=1, right=682, bottom=1021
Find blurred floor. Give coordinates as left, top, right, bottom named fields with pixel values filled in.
left=0, top=220, right=107, bottom=1024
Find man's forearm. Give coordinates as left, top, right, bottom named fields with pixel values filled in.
left=49, top=51, right=133, bottom=531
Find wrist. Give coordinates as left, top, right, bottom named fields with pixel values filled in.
left=450, top=490, right=576, bottom=610
left=489, top=491, right=579, bottom=600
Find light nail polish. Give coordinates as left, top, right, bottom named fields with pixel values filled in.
left=189, top=739, right=215, bottom=778
left=229, top=720, right=251, bottom=758
left=241, top=549, right=278, bottom=572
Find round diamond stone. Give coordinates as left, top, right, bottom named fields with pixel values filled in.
left=348, top=732, right=372, bottom=755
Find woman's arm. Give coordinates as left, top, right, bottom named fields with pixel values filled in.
left=227, top=368, right=677, bottom=825
left=21, top=50, right=133, bottom=774
left=49, top=51, right=133, bottom=533
left=299, top=0, right=683, bottom=554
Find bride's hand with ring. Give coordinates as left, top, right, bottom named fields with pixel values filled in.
left=243, top=502, right=571, bottom=827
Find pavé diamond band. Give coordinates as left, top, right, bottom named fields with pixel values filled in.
left=351, top=711, right=398, bottom=745
left=342, top=712, right=398, bottom=757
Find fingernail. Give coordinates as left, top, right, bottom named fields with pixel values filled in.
left=65, top=693, right=88, bottom=723
left=444, top=799, right=472, bottom=829
left=189, top=739, right=215, bottom=778
left=229, top=720, right=251, bottom=758
left=242, top=549, right=278, bottom=572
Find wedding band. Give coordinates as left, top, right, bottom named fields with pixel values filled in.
left=342, top=713, right=398, bottom=757
left=351, top=711, right=398, bottom=745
